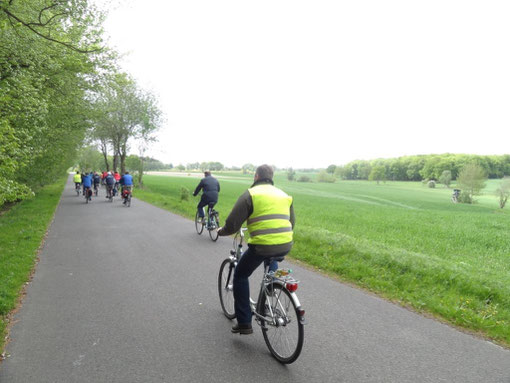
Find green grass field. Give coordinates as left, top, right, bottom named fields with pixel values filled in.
left=0, top=178, right=66, bottom=353
left=137, top=172, right=510, bottom=345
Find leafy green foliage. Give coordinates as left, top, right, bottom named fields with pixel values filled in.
left=0, top=0, right=111, bottom=206
left=495, top=178, right=510, bottom=209
left=297, top=175, right=312, bottom=182
left=368, top=165, right=386, bottom=184
left=89, top=73, right=162, bottom=174
left=457, top=164, right=487, bottom=203
left=317, top=170, right=336, bottom=183
left=335, top=154, right=510, bottom=182
left=287, top=168, right=296, bottom=181
left=438, top=170, right=452, bottom=188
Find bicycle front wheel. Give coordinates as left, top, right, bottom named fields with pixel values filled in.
left=258, top=284, right=304, bottom=364
left=195, top=211, right=204, bottom=234
left=218, top=258, right=235, bottom=319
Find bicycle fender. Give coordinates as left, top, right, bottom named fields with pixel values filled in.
left=290, top=292, right=306, bottom=325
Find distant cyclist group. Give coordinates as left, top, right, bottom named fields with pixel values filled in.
left=73, top=170, right=133, bottom=205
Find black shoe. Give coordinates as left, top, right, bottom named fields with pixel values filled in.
left=231, top=323, right=253, bottom=335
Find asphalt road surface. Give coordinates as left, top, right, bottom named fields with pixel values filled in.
left=1, top=177, right=509, bottom=383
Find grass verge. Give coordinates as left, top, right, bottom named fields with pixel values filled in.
left=0, top=177, right=66, bottom=355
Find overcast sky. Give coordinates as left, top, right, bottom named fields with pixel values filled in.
left=100, top=0, right=510, bottom=168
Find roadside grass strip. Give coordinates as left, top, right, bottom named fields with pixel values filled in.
left=0, top=178, right=66, bottom=354
left=135, top=175, right=510, bottom=346
left=292, top=227, right=510, bottom=345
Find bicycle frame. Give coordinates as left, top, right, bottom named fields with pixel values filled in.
left=232, top=229, right=304, bottom=327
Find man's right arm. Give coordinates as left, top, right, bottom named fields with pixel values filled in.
left=193, top=180, right=203, bottom=196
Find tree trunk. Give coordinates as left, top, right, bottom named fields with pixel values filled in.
left=120, top=142, right=127, bottom=174
left=100, top=139, right=110, bottom=171
left=138, top=156, right=144, bottom=187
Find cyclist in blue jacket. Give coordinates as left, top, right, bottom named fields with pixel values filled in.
left=82, top=173, right=93, bottom=201
left=120, top=172, right=134, bottom=204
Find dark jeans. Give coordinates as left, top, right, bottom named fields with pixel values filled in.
left=233, top=246, right=286, bottom=325
left=197, top=197, right=216, bottom=218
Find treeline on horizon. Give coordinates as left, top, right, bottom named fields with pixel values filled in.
left=330, top=154, right=510, bottom=181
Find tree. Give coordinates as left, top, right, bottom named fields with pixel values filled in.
left=0, top=0, right=110, bottom=206
left=495, top=178, right=510, bottom=209
left=287, top=168, right=296, bottom=181
left=456, top=164, right=487, bottom=203
left=369, top=166, right=386, bottom=184
left=91, top=73, right=162, bottom=174
left=438, top=170, right=452, bottom=188
left=326, top=164, right=337, bottom=174
left=77, top=146, right=104, bottom=172
left=242, top=163, right=255, bottom=174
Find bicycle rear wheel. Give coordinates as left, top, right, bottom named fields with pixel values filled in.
left=209, top=214, right=219, bottom=242
left=218, top=258, right=235, bottom=319
left=195, top=211, right=204, bottom=234
left=258, top=284, right=304, bottom=364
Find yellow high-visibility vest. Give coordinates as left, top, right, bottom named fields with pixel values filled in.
left=247, top=184, right=293, bottom=246
left=73, top=174, right=81, bottom=183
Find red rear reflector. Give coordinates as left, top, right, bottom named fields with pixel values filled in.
left=297, top=308, right=305, bottom=317
left=286, top=283, right=298, bottom=292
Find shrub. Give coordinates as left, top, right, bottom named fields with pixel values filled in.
left=428, top=180, right=436, bottom=188
left=180, top=187, right=190, bottom=201
left=458, top=191, right=472, bottom=204
left=317, top=170, right=336, bottom=183
left=287, top=168, right=296, bottom=181
left=495, top=178, right=510, bottom=209
left=297, top=175, right=312, bottom=183
left=438, top=170, right=452, bottom=188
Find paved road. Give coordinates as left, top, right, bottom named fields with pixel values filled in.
left=1, top=177, right=509, bottom=382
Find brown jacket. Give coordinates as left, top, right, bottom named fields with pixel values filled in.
left=217, top=179, right=295, bottom=256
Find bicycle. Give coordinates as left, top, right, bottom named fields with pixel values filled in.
left=106, top=185, right=114, bottom=202
left=84, top=187, right=92, bottom=203
left=195, top=204, right=220, bottom=241
left=452, top=188, right=461, bottom=203
left=218, top=228, right=305, bottom=364
left=122, top=187, right=132, bottom=207
left=94, top=184, right=99, bottom=197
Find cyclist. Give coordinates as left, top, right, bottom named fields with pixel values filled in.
left=114, top=171, right=121, bottom=196
left=105, top=171, right=115, bottom=199
left=120, top=171, right=133, bottom=204
left=217, top=164, right=295, bottom=335
left=73, top=171, right=82, bottom=192
left=193, top=171, right=220, bottom=224
left=82, top=172, right=93, bottom=201
left=93, top=172, right=101, bottom=195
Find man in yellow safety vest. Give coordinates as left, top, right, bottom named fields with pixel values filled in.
left=217, top=164, right=295, bottom=334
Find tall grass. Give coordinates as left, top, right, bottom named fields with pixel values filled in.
left=0, top=178, right=66, bottom=353
left=137, top=174, right=510, bottom=346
